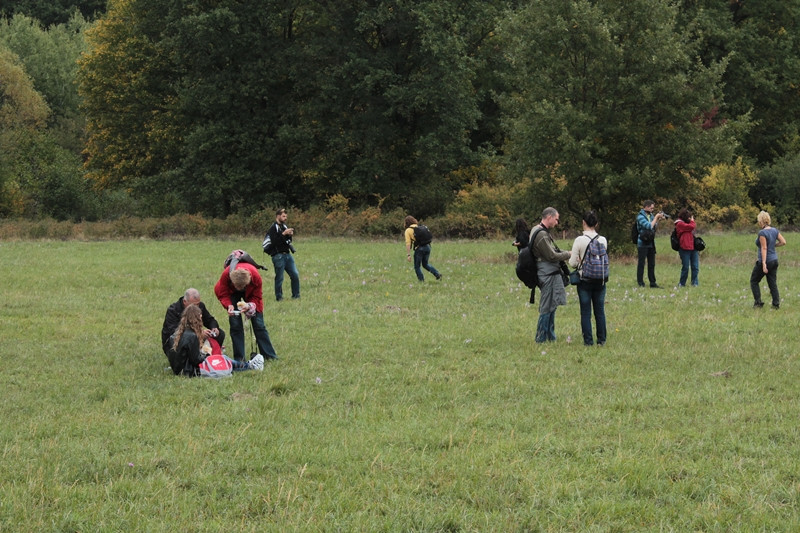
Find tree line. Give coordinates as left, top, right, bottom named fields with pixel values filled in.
left=2, top=0, right=800, bottom=242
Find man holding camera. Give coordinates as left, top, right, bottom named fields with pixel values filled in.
left=636, top=200, right=667, bottom=288
left=262, top=208, right=301, bottom=301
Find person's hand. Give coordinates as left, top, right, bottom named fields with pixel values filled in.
left=227, top=305, right=236, bottom=316
left=244, top=302, right=257, bottom=318
left=763, top=263, right=769, bottom=274
left=406, top=253, right=412, bottom=262
left=513, top=241, right=520, bottom=247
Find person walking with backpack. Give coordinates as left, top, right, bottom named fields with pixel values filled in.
left=674, top=208, right=699, bottom=287
left=404, top=216, right=442, bottom=281
left=532, top=207, right=572, bottom=343
left=636, top=200, right=667, bottom=288
left=569, top=211, right=608, bottom=346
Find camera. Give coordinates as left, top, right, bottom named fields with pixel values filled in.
left=659, top=212, right=671, bottom=219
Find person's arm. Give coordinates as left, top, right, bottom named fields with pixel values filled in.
left=760, top=235, right=769, bottom=273
left=214, top=268, right=235, bottom=314
left=200, top=303, right=220, bottom=337
left=247, top=267, right=263, bottom=312
left=404, top=227, right=414, bottom=261
left=568, top=236, right=585, bottom=268
left=533, top=231, right=571, bottom=262
left=777, top=232, right=786, bottom=247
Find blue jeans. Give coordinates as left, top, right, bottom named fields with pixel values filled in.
left=228, top=312, right=277, bottom=361
left=226, top=355, right=250, bottom=372
left=271, top=252, right=300, bottom=301
left=413, top=244, right=440, bottom=281
left=535, top=310, right=557, bottom=343
left=577, top=280, right=606, bottom=346
left=678, top=249, right=699, bottom=286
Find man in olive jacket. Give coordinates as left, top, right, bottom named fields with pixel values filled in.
left=531, top=207, right=572, bottom=343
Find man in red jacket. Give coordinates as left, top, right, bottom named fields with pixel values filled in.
left=214, top=262, right=278, bottom=362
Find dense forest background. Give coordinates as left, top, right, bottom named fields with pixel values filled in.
left=2, top=0, right=800, bottom=241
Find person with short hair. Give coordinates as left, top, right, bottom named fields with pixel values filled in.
left=674, top=208, right=699, bottom=287
left=161, top=288, right=224, bottom=356
left=569, top=210, right=607, bottom=346
left=262, top=208, right=300, bottom=301
left=214, top=261, right=278, bottom=361
left=636, top=200, right=666, bottom=288
left=404, top=215, right=442, bottom=281
left=751, top=210, right=786, bottom=309
left=531, top=207, right=571, bottom=343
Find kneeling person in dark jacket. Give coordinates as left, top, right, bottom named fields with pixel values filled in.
left=161, top=288, right=225, bottom=356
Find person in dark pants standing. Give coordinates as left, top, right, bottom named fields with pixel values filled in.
left=262, top=208, right=300, bottom=301
left=214, top=262, right=278, bottom=361
left=751, top=210, right=786, bottom=309
left=513, top=217, right=535, bottom=304
left=636, top=200, right=666, bottom=288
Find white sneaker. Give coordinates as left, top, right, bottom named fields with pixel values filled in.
left=249, top=354, right=265, bottom=371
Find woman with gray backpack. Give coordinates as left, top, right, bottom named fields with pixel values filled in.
left=569, top=211, right=609, bottom=346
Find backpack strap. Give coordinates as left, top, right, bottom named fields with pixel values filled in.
left=528, top=225, right=546, bottom=259
left=579, top=234, right=599, bottom=268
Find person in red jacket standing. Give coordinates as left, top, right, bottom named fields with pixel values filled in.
left=674, top=208, right=699, bottom=287
left=214, top=262, right=278, bottom=362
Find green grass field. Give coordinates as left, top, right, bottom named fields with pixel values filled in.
left=2, top=234, right=799, bottom=531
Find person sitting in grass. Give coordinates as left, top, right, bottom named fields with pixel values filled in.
left=161, top=288, right=224, bottom=357
left=167, top=304, right=263, bottom=376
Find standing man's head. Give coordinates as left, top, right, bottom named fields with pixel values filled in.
left=404, top=216, right=418, bottom=229
left=276, top=208, right=288, bottom=223
left=183, top=288, right=201, bottom=307
left=230, top=268, right=252, bottom=291
left=643, top=200, right=655, bottom=212
left=540, top=207, right=560, bottom=229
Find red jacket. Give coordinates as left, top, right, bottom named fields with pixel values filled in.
left=675, top=219, right=696, bottom=251
left=214, top=262, right=264, bottom=313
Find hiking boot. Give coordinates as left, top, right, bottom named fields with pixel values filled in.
left=753, top=302, right=764, bottom=308
left=435, top=273, right=442, bottom=280
left=249, top=354, right=265, bottom=371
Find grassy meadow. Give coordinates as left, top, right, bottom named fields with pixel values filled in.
left=2, top=233, right=800, bottom=531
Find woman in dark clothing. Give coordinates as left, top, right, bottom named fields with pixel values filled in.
left=513, top=217, right=535, bottom=304
left=513, top=218, right=531, bottom=251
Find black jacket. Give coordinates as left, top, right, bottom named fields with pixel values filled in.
left=161, top=297, right=223, bottom=355
left=166, top=330, right=205, bottom=376
left=262, top=222, right=294, bottom=256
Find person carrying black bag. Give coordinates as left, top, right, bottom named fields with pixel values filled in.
left=262, top=208, right=300, bottom=301
left=531, top=207, right=572, bottom=343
